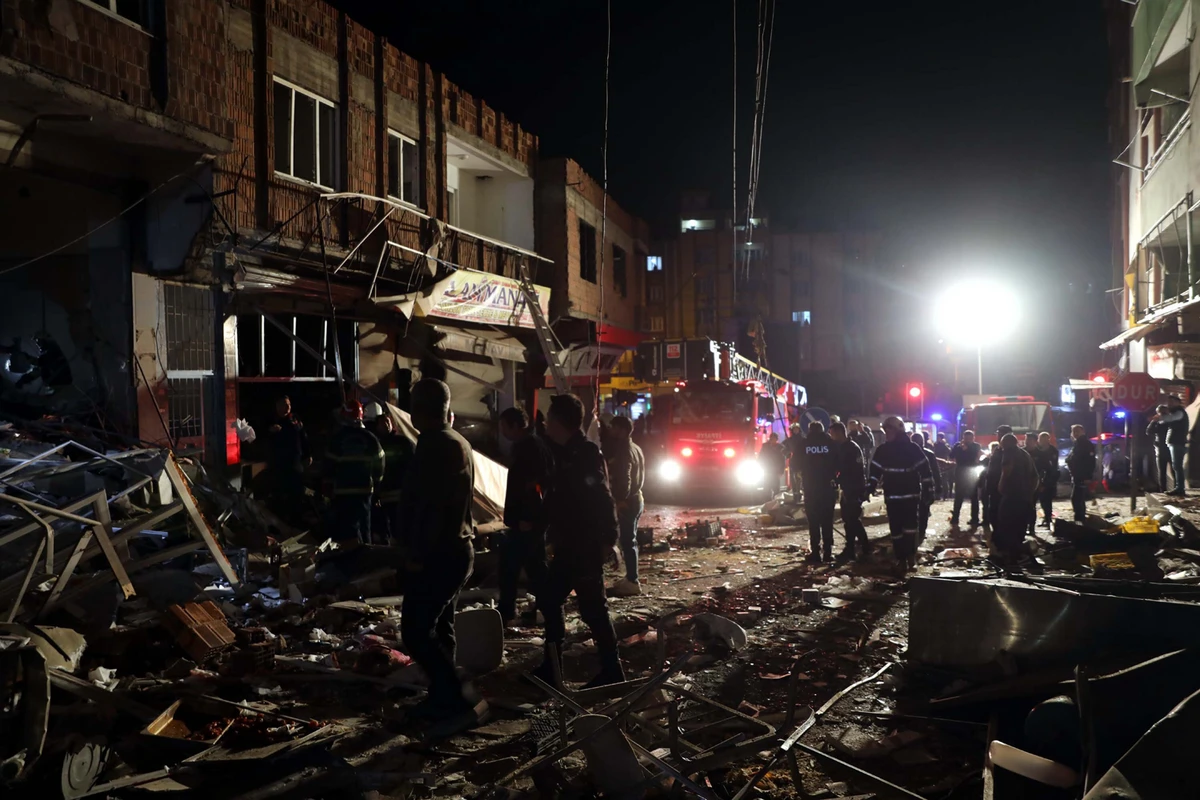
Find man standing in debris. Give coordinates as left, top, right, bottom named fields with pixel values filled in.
left=949, top=430, right=982, bottom=528
left=607, top=415, right=646, bottom=598
left=785, top=422, right=805, bottom=496
left=1032, top=431, right=1059, bottom=528
left=983, top=425, right=1014, bottom=530
left=368, top=405, right=413, bottom=545
left=830, top=422, right=869, bottom=561
left=268, top=395, right=310, bottom=522
left=497, top=407, right=554, bottom=625
left=1162, top=394, right=1189, bottom=496
left=868, top=416, right=934, bottom=573
left=996, top=433, right=1038, bottom=564
left=399, top=379, right=484, bottom=734
left=1148, top=404, right=1171, bottom=492
left=910, top=432, right=942, bottom=543
left=759, top=432, right=786, bottom=492
left=1067, top=424, right=1097, bottom=522
left=323, top=399, right=385, bottom=544
left=798, top=421, right=839, bottom=563
left=537, top=394, right=624, bottom=688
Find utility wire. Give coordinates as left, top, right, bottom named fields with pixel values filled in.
left=594, top=0, right=611, bottom=406
left=731, top=0, right=738, bottom=303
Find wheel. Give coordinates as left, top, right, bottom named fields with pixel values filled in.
left=61, top=742, right=108, bottom=799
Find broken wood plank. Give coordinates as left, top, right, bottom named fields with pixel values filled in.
left=48, top=669, right=159, bottom=722
left=42, top=530, right=95, bottom=614
left=89, top=494, right=135, bottom=599
left=164, top=456, right=239, bottom=586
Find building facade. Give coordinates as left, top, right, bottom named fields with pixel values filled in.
left=0, top=0, right=645, bottom=468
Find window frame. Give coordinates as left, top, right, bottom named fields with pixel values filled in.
left=273, top=77, right=337, bottom=191
left=612, top=244, right=628, bottom=298
left=386, top=129, right=421, bottom=208
left=80, top=0, right=146, bottom=28
left=579, top=219, right=598, bottom=283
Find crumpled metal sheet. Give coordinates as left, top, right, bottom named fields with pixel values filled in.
left=908, top=577, right=1200, bottom=669
left=1084, top=687, right=1200, bottom=800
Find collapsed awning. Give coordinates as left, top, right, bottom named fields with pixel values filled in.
left=374, top=268, right=551, bottom=332
left=1099, top=320, right=1168, bottom=351
left=434, top=326, right=527, bottom=363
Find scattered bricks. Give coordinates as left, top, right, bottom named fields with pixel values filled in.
left=165, top=601, right=237, bottom=663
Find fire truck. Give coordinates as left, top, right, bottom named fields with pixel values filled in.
left=957, top=396, right=1055, bottom=446
left=635, top=339, right=805, bottom=493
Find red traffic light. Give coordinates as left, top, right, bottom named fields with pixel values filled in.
left=908, top=384, right=922, bottom=399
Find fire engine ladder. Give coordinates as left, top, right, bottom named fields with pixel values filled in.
left=516, top=258, right=569, bottom=393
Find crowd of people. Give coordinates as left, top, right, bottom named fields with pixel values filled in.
left=262, top=383, right=644, bottom=739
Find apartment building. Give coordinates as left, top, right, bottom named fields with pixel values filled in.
left=0, top=0, right=649, bottom=465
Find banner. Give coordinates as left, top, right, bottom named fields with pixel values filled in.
left=1148, top=343, right=1200, bottom=381
left=425, top=268, right=550, bottom=329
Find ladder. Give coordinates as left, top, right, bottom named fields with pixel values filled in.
left=516, top=258, right=570, bottom=393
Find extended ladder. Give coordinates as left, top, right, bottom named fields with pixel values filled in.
left=516, top=258, right=569, bottom=393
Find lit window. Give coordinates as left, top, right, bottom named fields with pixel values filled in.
left=83, top=0, right=144, bottom=25
left=681, top=219, right=716, bottom=232
left=387, top=131, right=419, bottom=206
left=646, top=255, right=663, bottom=272
left=650, top=315, right=665, bottom=332
left=793, top=311, right=811, bottom=325
left=274, top=79, right=336, bottom=189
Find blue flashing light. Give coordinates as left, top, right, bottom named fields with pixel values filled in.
left=930, top=412, right=943, bottom=422
left=1113, top=410, right=1127, bottom=420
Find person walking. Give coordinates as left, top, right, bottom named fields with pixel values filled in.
left=949, top=430, right=982, bottom=528
left=983, top=425, right=1014, bottom=531
left=536, top=394, right=624, bottom=689
left=797, top=421, right=839, bottom=563
left=1161, top=394, right=1189, bottom=496
left=497, top=407, right=554, bottom=625
left=1031, top=432, right=1059, bottom=529
left=1067, top=424, right=1097, bottom=523
left=267, top=395, right=311, bottom=524
left=759, top=432, right=786, bottom=493
left=910, top=432, right=942, bottom=543
left=607, top=416, right=646, bottom=597
left=868, top=417, right=934, bottom=573
left=324, top=399, right=385, bottom=544
left=830, top=422, right=869, bottom=561
left=996, top=433, right=1038, bottom=564
left=368, top=405, right=413, bottom=545
left=398, top=379, right=485, bottom=736
left=1147, top=404, right=1170, bottom=492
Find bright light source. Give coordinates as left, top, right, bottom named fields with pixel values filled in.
left=908, top=385, right=922, bottom=399
left=931, top=412, right=943, bottom=422
left=1092, top=375, right=1107, bottom=384
left=1113, top=410, right=1127, bottom=419
left=659, top=460, right=682, bottom=481
left=935, top=279, right=1021, bottom=345
left=735, top=460, right=765, bottom=486
left=723, top=447, right=737, bottom=458
left=680, top=447, right=694, bottom=458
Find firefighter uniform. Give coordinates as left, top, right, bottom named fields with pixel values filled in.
left=324, top=407, right=386, bottom=544
left=869, top=437, right=934, bottom=569
left=798, top=429, right=838, bottom=561
left=835, top=438, right=869, bottom=560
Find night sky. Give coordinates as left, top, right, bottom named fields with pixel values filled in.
left=344, top=0, right=1117, bottom=387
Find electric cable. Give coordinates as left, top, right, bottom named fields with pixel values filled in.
left=594, top=0, right=612, bottom=407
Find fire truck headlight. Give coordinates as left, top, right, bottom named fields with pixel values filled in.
left=723, top=447, right=737, bottom=459
left=735, top=460, right=765, bottom=486
left=659, top=459, right=683, bottom=482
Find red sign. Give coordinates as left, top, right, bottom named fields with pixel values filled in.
left=1113, top=372, right=1161, bottom=413
left=666, top=344, right=681, bottom=359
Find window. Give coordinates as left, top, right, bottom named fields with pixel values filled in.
left=649, top=316, right=665, bottom=333
left=387, top=132, right=419, bottom=206
left=791, top=250, right=809, bottom=269
left=579, top=220, right=597, bottom=283
left=647, top=255, right=663, bottom=272
left=83, top=0, right=144, bottom=25
left=794, top=280, right=810, bottom=297
left=447, top=186, right=459, bottom=226
left=697, top=308, right=717, bottom=326
left=696, top=277, right=714, bottom=296
left=793, top=311, right=811, bottom=325
left=648, top=285, right=665, bottom=302
left=612, top=245, right=627, bottom=298
left=274, top=79, right=336, bottom=188
left=681, top=219, right=716, bottom=232
left=696, top=246, right=715, bottom=266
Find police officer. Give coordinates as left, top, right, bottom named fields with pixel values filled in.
left=1147, top=404, right=1170, bottom=492
left=368, top=405, right=413, bottom=544
left=1031, top=431, right=1059, bottom=528
left=829, top=422, right=869, bottom=561
left=267, top=395, right=311, bottom=522
left=868, top=416, right=934, bottom=573
left=949, top=430, right=982, bottom=528
left=798, top=421, right=838, bottom=563
left=324, top=399, right=385, bottom=544
left=984, top=425, right=1014, bottom=530
left=1067, top=424, right=1096, bottom=522
left=910, top=432, right=942, bottom=543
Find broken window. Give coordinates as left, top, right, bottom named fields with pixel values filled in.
left=612, top=245, right=627, bottom=298
left=236, top=314, right=357, bottom=382
left=273, top=79, right=336, bottom=189
left=579, top=220, right=597, bottom=283
left=387, top=131, right=420, bottom=206
left=84, top=0, right=145, bottom=25
left=163, top=283, right=215, bottom=451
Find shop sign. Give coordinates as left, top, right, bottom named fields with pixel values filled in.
left=427, top=269, right=550, bottom=329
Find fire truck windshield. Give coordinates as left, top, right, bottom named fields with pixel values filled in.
left=974, top=403, right=1050, bottom=435
left=672, top=390, right=753, bottom=424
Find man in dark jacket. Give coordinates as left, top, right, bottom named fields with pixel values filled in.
left=1031, top=432, right=1059, bottom=528
left=869, top=417, right=934, bottom=572
left=268, top=396, right=311, bottom=522
left=984, top=425, right=1014, bottom=530
left=536, top=394, right=624, bottom=689
left=398, top=379, right=483, bottom=735
left=910, top=432, right=942, bottom=543
left=830, top=422, right=869, bottom=561
left=1067, top=424, right=1096, bottom=522
left=950, top=430, right=982, bottom=528
left=849, top=420, right=876, bottom=468
left=1147, top=404, right=1171, bottom=492
left=1160, top=394, right=1189, bottom=496
left=497, top=407, right=554, bottom=624
left=798, top=422, right=839, bottom=563
left=606, top=416, right=646, bottom=597
left=759, top=433, right=786, bottom=493
left=933, top=433, right=951, bottom=461
left=996, top=433, right=1038, bottom=563
left=370, top=407, right=413, bottom=545
left=324, top=400, right=385, bottom=544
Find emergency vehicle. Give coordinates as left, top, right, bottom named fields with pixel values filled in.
left=957, top=396, right=1055, bottom=446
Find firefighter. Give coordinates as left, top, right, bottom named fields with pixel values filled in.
left=536, top=394, right=624, bottom=689
left=1032, top=431, right=1059, bottom=528
left=798, top=421, right=838, bottom=563
left=398, top=379, right=484, bottom=736
left=949, top=430, right=982, bottom=528
left=829, top=422, right=869, bottom=561
left=868, top=416, right=933, bottom=573
left=1067, top=424, right=1096, bottom=522
left=267, top=395, right=311, bottom=522
left=323, top=399, right=385, bottom=544
left=497, top=406, right=554, bottom=624
left=367, top=404, right=413, bottom=545
left=910, top=432, right=941, bottom=543
left=984, top=425, right=1014, bottom=530
left=1147, top=404, right=1171, bottom=492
